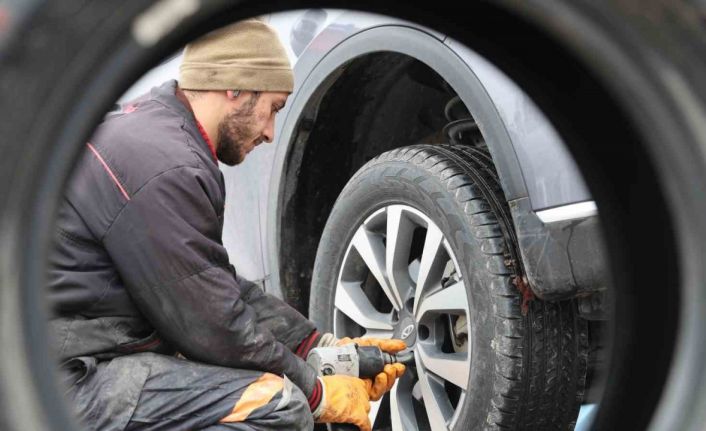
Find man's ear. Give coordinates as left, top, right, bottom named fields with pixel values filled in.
left=226, top=90, right=241, bottom=99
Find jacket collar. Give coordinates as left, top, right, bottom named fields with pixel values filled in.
left=151, top=80, right=218, bottom=164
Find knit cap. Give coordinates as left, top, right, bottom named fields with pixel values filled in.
left=179, top=18, right=293, bottom=92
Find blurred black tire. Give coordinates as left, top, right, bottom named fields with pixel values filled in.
left=0, top=1, right=704, bottom=430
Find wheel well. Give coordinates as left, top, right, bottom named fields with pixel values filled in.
left=278, top=52, right=474, bottom=313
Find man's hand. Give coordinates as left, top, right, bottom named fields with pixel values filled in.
left=363, top=363, right=406, bottom=401
left=314, top=375, right=372, bottom=431
left=336, top=336, right=407, bottom=354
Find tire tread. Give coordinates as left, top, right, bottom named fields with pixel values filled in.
left=364, top=144, right=588, bottom=430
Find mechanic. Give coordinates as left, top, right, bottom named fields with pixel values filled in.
left=48, top=19, right=406, bottom=431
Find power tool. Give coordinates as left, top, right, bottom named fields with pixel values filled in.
left=307, top=343, right=414, bottom=431
left=307, top=343, right=414, bottom=379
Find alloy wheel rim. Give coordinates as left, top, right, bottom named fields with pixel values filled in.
left=333, top=204, right=471, bottom=430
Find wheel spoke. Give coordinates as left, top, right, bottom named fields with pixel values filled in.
left=416, top=349, right=454, bottom=431
left=417, top=343, right=469, bottom=390
left=416, top=280, right=469, bottom=319
left=351, top=226, right=403, bottom=310
left=363, top=328, right=395, bottom=339
left=390, top=372, right=419, bottom=431
left=413, top=223, right=447, bottom=315
left=334, top=281, right=393, bottom=331
left=368, top=399, right=383, bottom=429
left=385, top=205, right=415, bottom=309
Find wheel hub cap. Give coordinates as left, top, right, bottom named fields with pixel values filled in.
left=395, top=315, right=417, bottom=346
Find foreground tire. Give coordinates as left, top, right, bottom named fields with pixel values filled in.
left=310, top=144, right=588, bottom=430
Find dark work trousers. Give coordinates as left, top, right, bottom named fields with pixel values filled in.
left=62, top=353, right=314, bottom=431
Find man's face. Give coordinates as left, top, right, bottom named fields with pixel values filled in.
left=216, top=91, right=288, bottom=166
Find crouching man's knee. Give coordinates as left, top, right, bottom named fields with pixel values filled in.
left=219, top=373, right=313, bottom=430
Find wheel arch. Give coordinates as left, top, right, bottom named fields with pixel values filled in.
left=265, top=25, right=531, bottom=313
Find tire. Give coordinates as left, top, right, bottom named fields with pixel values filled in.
left=310, top=144, right=588, bottom=430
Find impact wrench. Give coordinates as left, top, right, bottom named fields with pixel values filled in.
left=307, top=343, right=415, bottom=431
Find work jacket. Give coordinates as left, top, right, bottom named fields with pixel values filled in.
left=48, top=80, right=318, bottom=396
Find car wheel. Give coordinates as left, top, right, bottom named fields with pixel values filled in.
left=310, top=144, right=588, bottom=430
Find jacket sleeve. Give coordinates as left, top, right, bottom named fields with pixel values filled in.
left=235, top=273, right=317, bottom=351
left=102, top=165, right=317, bottom=395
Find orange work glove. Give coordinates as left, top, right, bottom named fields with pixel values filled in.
left=336, top=337, right=407, bottom=354
left=363, top=363, right=406, bottom=401
left=314, top=375, right=372, bottom=431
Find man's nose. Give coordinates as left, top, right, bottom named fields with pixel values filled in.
left=263, top=118, right=275, bottom=143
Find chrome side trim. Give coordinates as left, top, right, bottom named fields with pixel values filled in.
left=536, top=201, right=598, bottom=223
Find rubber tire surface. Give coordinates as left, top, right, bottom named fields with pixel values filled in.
left=310, top=144, right=588, bottom=430
left=310, top=145, right=588, bottom=430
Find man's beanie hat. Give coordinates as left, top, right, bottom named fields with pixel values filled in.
left=179, top=18, right=293, bottom=92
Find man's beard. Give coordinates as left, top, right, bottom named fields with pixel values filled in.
left=216, top=103, right=259, bottom=166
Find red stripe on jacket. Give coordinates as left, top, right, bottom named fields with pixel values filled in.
left=86, top=143, right=130, bottom=201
